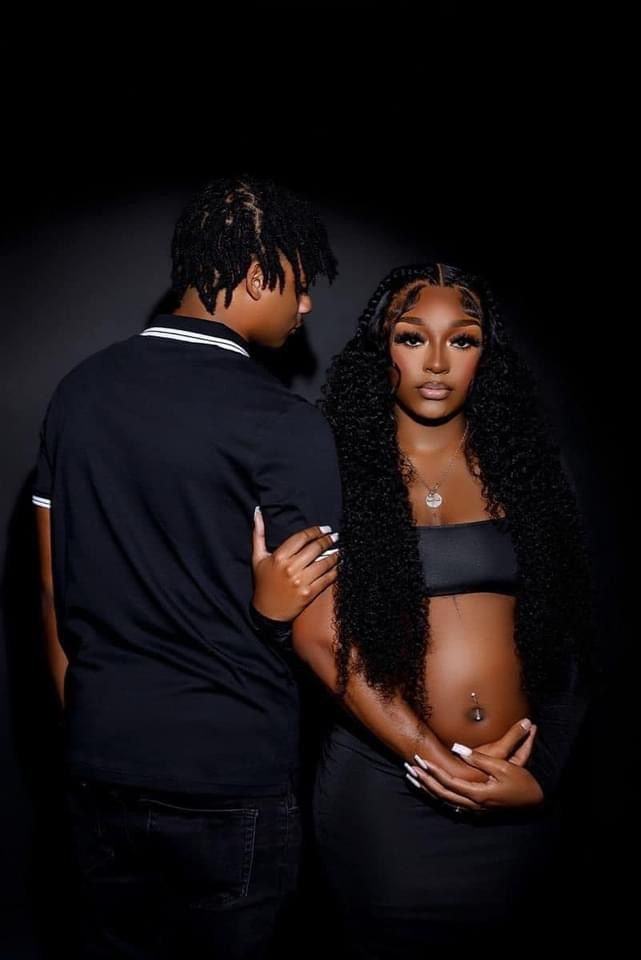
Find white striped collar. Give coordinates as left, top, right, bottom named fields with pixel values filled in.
left=140, top=326, right=250, bottom=357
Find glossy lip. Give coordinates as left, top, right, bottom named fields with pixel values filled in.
left=417, top=381, right=453, bottom=399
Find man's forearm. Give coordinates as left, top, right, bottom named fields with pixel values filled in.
left=41, top=593, right=67, bottom=708
left=36, top=507, right=66, bottom=709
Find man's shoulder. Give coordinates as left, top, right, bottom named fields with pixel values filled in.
left=49, top=339, right=133, bottom=403
left=259, top=388, right=332, bottom=438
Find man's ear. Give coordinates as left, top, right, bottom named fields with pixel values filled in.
left=246, top=261, right=265, bottom=302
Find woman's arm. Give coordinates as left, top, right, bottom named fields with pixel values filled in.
left=524, top=659, right=591, bottom=801
left=293, top=587, right=487, bottom=782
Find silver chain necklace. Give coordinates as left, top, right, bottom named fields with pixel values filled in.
left=405, top=426, right=468, bottom=510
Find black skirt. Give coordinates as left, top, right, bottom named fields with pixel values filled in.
left=313, top=719, right=560, bottom=955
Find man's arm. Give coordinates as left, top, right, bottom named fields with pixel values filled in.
left=36, top=507, right=67, bottom=708
left=254, top=401, right=342, bottom=553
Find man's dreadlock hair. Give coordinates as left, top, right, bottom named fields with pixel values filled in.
left=171, top=176, right=338, bottom=312
left=321, top=263, right=594, bottom=719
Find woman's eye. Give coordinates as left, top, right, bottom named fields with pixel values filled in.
left=451, top=334, right=481, bottom=350
left=393, top=332, right=424, bottom=347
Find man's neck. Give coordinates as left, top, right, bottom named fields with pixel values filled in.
left=173, top=287, right=251, bottom=341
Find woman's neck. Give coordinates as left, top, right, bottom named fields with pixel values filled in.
left=395, top=405, right=467, bottom=456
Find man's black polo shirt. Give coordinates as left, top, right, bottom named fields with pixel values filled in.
left=33, top=315, right=342, bottom=795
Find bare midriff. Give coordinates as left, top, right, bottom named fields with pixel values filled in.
left=424, top=592, right=529, bottom=748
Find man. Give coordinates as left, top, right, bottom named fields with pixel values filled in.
left=34, top=176, right=340, bottom=958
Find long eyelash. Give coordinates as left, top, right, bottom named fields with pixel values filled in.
left=393, top=331, right=424, bottom=346
left=451, top=333, right=482, bottom=348
left=392, top=331, right=482, bottom=349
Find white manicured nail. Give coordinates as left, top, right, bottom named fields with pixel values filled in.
left=520, top=718, right=532, bottom=730
left=452, top=742, right=473, bottom=758
left=414, top=754, right=430, bottom=771
left=330, top=532, right=339, bottom=542
left=314, top=548, right=340, bottom=562
left=319, top=525, right=332, bottom=533
left=254, top=506, right=261, bottom=518
left=405, top=773, right=423, bottom=790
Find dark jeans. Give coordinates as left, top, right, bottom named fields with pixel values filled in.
left=65, top=779, right=301, bottom=959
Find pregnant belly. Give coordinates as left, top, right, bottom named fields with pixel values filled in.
left=424, top=593, right=529, bottom=748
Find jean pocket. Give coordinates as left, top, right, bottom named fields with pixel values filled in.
left=143, top=799, right=259, bottom=909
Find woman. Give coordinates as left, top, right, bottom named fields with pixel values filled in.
left=252, top=262, right=592, bottom=952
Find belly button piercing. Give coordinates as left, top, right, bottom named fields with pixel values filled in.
left=468, top=691, right=486, bottom=723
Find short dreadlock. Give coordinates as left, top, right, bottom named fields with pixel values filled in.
left=171, top=175, right=338, bottom=313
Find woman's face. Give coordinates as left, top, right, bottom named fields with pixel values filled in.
left=388, top=284, right=483, bottom=420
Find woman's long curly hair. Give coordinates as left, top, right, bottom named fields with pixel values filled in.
left=320, top=263, right=593, bottom=718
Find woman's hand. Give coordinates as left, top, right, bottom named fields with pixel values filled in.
left=406, top=727, right=544, bottom=812
left=251, top=507, right=339, bottom=622
left=476, top=718, right=537, bottom=766
left=405, top=719, right=541, bottom=809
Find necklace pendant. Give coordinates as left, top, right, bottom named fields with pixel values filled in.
left=425, top=491, right=443, bottom=509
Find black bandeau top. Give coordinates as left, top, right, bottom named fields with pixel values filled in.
left=418, top=518, right=518, bottom=597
